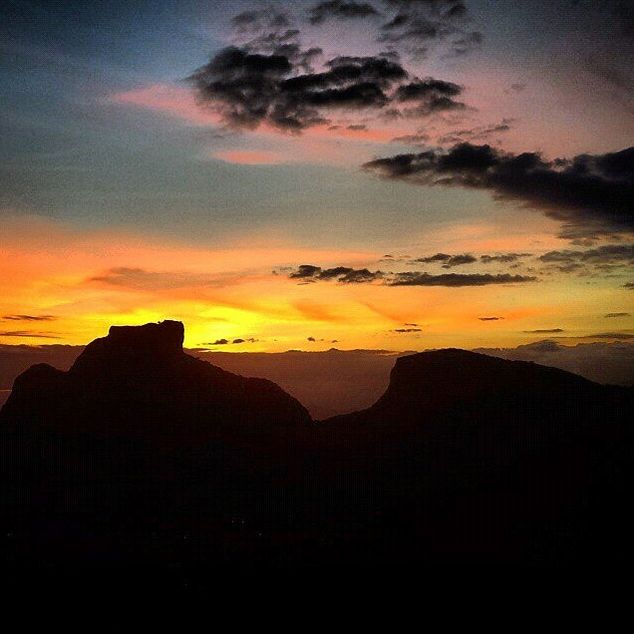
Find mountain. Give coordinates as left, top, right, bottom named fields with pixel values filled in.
left=1, top=322, right=633, bottom=581
left=2, top=339, right=632, bottom=419
left=1, top=320, right=310, bottom=444
left=317, top=350, right=634, bottom=565
left=0, top=321, right=312, bottom=576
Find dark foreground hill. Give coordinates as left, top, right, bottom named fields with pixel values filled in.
left=1, top=321, right=633, bottom=583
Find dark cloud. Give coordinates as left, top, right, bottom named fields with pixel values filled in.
left=538, top=244, right=634, bottom=276
left=378, top=0, right=482, bottom=59
left=414, top=253, right=476, bottom=267
left=395, top=78, right=461, bottom=101
left=307, top=336, right=316, bottom=342
left=605, top=312, right=631, bottom=318
left=523, top=329, right=565, bottom=334
left=388, top=272, right=536, bottom=286
left=189, top=46, right=425, bottom=131
left=450, top=30, right=483, bottom=56
left=190, top=5, right=474, bottom=131
left=478, top=316, right=503, bottom=321
left=442, top=254, right=476, bottom=267
left=480, top=253, right=531, bottom=264
left=2, top=315, right=57, bottom=321
left=625, top=282, right=634, bottom=289
left=290, top=263, right=536, bottom=286
left=308, top=1, right=381, bottom=24
left=290, top=265, right=322, bottom=279
left=416, top=252, right=450, bottom=262
left=539, top=244, right=634, bottom=265
left=394, top=78, right=465, bottom=115
left=231, top=8, right=290, bottom=33
left=577, top=332, right=634, bottom=340
left=363, top=143, right=634, bottom=238
left=289, top=265, right=383, bottom=283
left=391, top=132, right=429, bottom=145
left=437, top=120, right=513, bottom=146
left=393, top=327, right=422, bottom=332
left=204, top=337, right=257, bottom=346
left=0, top=331, right=61, bottom=339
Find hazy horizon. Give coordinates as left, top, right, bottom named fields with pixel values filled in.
left=2, top=330, right=632, bottom=418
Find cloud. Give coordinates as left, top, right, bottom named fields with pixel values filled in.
left=2, top=315, right=57, bottom=321
left=577, top=332, right=634, bottom=340
left=0, top=331, right=61, bottom=339
left=289, top=262, right=536, bottom=286
left=478, top=316, right=503, bottom=321
left=212, top=150, right=285, bottom=165
left=363, top=143, right=634, bottom=238
left=189, top=46, right=421, bottom=131
left=450, top=31, right=483, bottom=56
left=88, top=267, right=225, bottom=290
left=523, top=328, right=565, bottom=334
left=188, top=5, right=471, bottom=133
left=204, top=337, right=258, bottom=346
left=391, top=132, right=429, bottom=145
left=393, top=327, right=422, bottom=332
left=436, top=120, right=513, bottom=146
left=308, top=1, right=381, bottom=24
left=413, top=253, right=476, bottom=267
left=416, top=252, right=450, bottom=263
left=480, top=253, right=531, bottom=264
left=394, top=78, right=465, bottom=116
left=626, top=282, right=634, bottom=289
left=378, top=0, right=482, bottom=59
left=539, top=244, right=634, bottom=266
left=388, top=272, right=537, bottom=286
left=231, top=7, right=290, bottom=33
left=443, top=254, right=476, bottom=267
left=605, top=312, right=631, bottom=318
left=289, top=265, right=383, bottom=283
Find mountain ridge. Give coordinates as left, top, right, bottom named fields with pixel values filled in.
left=1, top=320, right=633, bottom=575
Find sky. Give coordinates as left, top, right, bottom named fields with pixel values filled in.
left=1, top=0, right=633, bottom=352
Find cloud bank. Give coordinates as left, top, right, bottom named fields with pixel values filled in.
left=364, top=143, right=634, bottom=238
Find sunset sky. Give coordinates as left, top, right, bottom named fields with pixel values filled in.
left=1, top=0, right=632, bottom=351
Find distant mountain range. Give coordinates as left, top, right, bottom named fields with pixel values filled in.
left=1, top=321, right=633, bottom=581
left=1, top=336, right=632, bottom=419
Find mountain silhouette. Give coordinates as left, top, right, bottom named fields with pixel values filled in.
left=1, top=321, right=633, bottom=582
left=1, top=320, right=310, bottom=444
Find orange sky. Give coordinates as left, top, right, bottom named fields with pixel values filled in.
left=1, top=214, right=631, bottom=351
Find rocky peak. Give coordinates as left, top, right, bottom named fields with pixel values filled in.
left=106, top=320, right=184, bottom=354
left=69, top=320, right=185, bottom=373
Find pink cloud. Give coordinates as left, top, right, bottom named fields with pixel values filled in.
left=213, top=150, right=285, bottom=165
left=109, top=84, right=222, bottom=126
